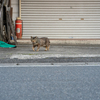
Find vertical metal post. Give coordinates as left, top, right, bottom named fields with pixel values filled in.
left=9, top=0, right=11, bottom=7
left=18, top=0, right=21, bottom=19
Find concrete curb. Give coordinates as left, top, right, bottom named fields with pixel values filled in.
left=16, top=39, right=100, bottom=45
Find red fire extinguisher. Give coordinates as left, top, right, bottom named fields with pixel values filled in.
left=15, top=18, right=23, bottom=39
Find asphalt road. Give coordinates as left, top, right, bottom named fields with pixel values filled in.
left=0, top=64, right=100, bottom=100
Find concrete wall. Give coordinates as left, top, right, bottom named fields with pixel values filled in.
left=11, top=0, right=18, bottom=22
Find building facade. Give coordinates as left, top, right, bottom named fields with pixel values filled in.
left=11, top=0, right=100, bottom=40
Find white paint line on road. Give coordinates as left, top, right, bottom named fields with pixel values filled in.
left=10, top=54, right=100, bottom=59
left=0, top=62, right=100, bottom=67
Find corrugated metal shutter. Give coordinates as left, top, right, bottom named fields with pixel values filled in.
left=21, top=0, right=100, bottom=39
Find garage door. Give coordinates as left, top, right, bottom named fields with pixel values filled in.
left=21, top=0, right=100, bottom=39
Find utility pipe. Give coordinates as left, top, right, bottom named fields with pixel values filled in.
left=18, top=0, right=21, bottom=19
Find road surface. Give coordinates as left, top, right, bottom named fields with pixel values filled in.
left=0, top=63, right=100, bottom=100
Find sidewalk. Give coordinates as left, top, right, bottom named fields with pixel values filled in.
left=0, top=44, right=100, bottom=63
